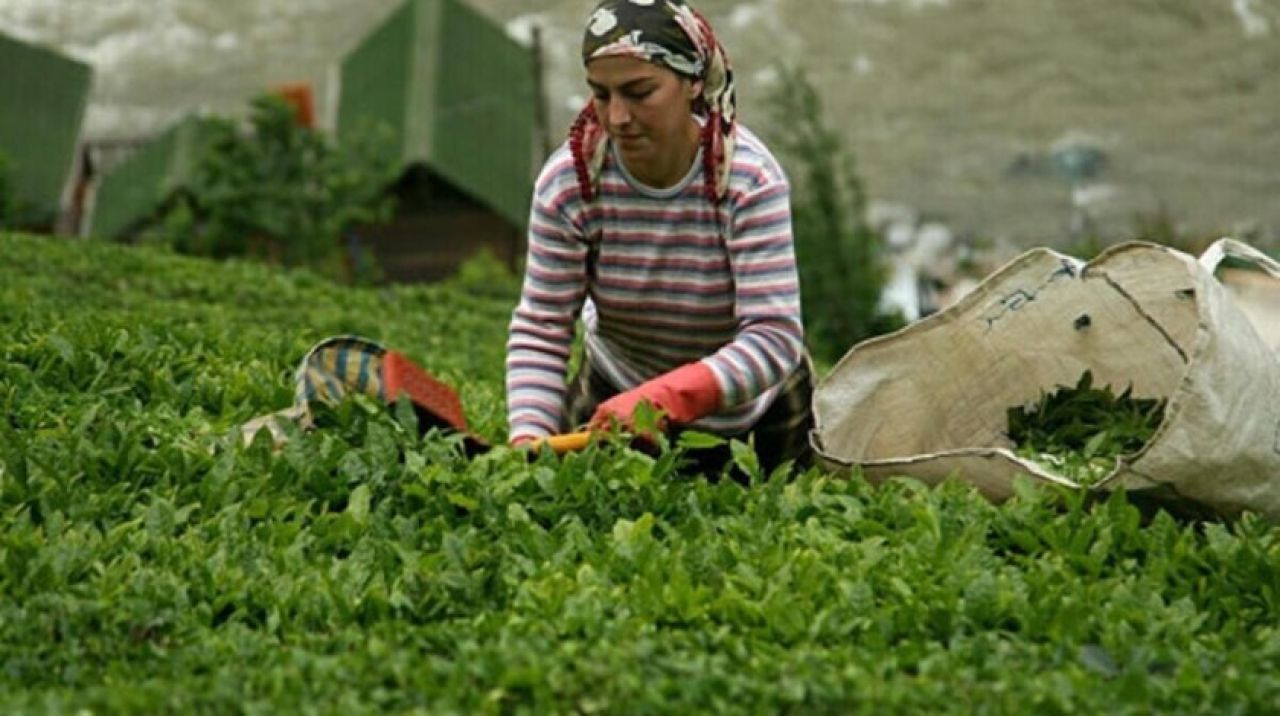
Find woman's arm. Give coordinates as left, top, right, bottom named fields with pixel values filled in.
left=702, top=178, right=805, bottom=408
left=505, top=158, right=591, bottom=442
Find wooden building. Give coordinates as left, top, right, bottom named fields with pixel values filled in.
left=336, top=0, right=540, bottom=282
left=85, top=0, right=540, bottom=284
left=85, top=117, right=215, bottom=241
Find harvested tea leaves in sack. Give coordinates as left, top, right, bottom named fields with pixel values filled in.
left=813, top=239, right=1280, bottom=518
left=1006, top=370, right=1166, bottom=487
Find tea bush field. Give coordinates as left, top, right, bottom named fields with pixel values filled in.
left=2, top=233, right=1280, bottom=714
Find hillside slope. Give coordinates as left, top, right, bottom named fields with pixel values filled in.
left=2, top=234, right=1279, bottom=712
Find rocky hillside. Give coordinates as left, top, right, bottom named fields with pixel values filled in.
left=3, top=0, right=1277, bottom=246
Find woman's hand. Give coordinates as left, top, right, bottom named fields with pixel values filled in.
left=589, top=361, right=721, bottom=432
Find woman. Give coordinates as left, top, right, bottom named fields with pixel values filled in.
left=506, top=0, right=813, bottom=472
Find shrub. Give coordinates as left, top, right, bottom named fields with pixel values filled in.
left=144, top=94, right=400, bottom=280
left=762, top=65, right=902, bottom=364
left=450, top=247, right=522, bottom=300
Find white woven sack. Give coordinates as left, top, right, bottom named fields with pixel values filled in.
left=811, top=239, right=1280, bottom=518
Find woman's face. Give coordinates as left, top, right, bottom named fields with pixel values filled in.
left=586, top=55, right=702, bottom=172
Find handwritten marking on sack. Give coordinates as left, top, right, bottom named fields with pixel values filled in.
left=981, top=261, right=1078, bottom=332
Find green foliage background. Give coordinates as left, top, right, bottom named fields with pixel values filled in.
left=3, top=233, right=1280, bottom=712
left=764, top=65, right=904, bottom=365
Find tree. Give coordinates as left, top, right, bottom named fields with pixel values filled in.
left=763, top=65, right=902, bottom=364
left=146, top=94, right=399, bottom=279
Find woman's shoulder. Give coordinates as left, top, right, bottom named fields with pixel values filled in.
left=535, top=143, right=579, bottom=185
left=532, top=143, right=587, bottom=206
left=729, top=124, right=789, bottom=192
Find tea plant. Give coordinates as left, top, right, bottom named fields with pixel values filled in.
left=2, top=233, right=1279, bottom=713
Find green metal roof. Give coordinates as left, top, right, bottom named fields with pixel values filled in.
left=0, top=32, right=92, bottom=224
left=88, top=117, right=215, bottom=240
left=338, top=0, right=536, bottom=229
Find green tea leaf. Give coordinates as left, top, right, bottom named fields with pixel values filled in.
left=1008, top=370, right=1165, bottom=486
left=676, top=430, right=726, bottom=450
left=347, top=484, right=372, bottom=524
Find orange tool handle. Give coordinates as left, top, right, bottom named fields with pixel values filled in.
left=532, top=431, right=594, bottom=454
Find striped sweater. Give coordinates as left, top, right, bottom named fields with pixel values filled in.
left=506, top=124, right=804, bottom=441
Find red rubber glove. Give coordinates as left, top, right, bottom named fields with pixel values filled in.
left=590, top=361, right=722, bottom=432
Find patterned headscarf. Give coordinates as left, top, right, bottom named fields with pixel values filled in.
left=570, top=0, right=736, bottom=204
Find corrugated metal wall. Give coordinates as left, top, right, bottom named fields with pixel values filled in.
left=88, top=118, right=213, bottom=239
left=338, top=0, right=535, bottom=230
left=0, top=32, right=92, bottom=226
left=336, top=0, right=414, bottom=155
left=433, top=0, right=535, bottom=230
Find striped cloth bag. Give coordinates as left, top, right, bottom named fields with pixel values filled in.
left=240, top=336, right=487, bottom=452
